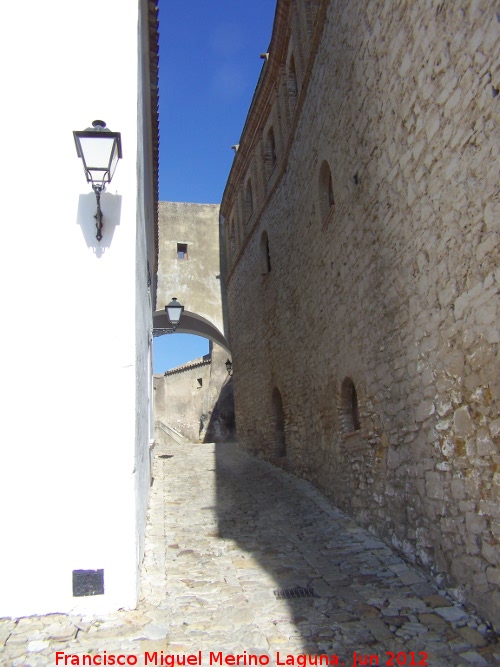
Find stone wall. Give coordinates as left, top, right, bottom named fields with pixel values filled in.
left=154, top=343, right=235, bottom=443
left=222, top=0, right=500, bottom=628
left=156, top=201, right=229, bottom=347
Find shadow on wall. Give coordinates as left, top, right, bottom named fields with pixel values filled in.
left=77, top=192, right=122, bottom=257
left=201, top=377, right=236, bottom=443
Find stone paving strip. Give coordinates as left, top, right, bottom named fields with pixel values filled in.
left=1, top=440, right=499, bottom=666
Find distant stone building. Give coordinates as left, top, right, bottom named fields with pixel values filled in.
left=221, top=0, right=500, bottom=628
left=155, top=202, right=229, bottom=350
left=154, top=344, right=235, bottom=443
left=154, top=202, right=235, bottom=442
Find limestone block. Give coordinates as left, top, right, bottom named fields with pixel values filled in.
left=425, top=113, right=440, bottom=141
left=425, top=472, right=445, bottom=500
left=443, top=350, right=465, bottom=378
left=486, top=566, right=500, bottom=586
left=465, top=535, right=481, bottom=556
left=451, top=477, right=466, bottom=500
left=420, top=336, right=438, bottom=354
left=477, top=429, right=496, bottom=456
left=477, top=232, right=499, bottom=263
left=479, top=500, right=500, bottom=519
left=492, top=474, right=500, bottom=501
left=444, top=88, right=463, bottom=116
left=436, top=397, right=453, bottom=418
left=438, top=280, right=458, bottom=309
left=435, top=418, right=451, bottom=432
left=482, top=540, right=500, bottom=566
left=470, top=26, right=486, bottom=52
left=475, top=300, right=499, bottom=332
left=465, top=511, right=487, bottom=534
left=472, top=571, right=491, bottom=595
left=464, top=372, right=483, bottom=396
left=460, top=501, right=475, bottom=513
left=454, top=406, right=475, bottom=437
left=484, top=202, right=498, bottom=231
left=434, top=605, right=468, bottom=622
left=27, top=640, right=50, bottom=652
left=489, top=418, right=500, bottom=439
left=442, top=516, right=463, bottom=534
left=440, top=438, right=455, bottom=458
left=458, top=626, right=489, bottom=648
left=485, top=326, right=500, bottom=345
left=454, top=283, right=485, bottom=321
left=415, top=399, right=435, bottom=423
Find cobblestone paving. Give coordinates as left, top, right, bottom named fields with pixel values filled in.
left=1, top=439, right=499, bottom=666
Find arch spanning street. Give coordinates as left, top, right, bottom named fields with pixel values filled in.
left=153, top=309, right=230, bottom=352
left=155, top=201, right=229, bottom=355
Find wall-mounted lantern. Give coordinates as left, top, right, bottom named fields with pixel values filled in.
left=152, top=298, right=184, bottom=337
left=165, top=297, right=184, bottom=330
left=225, top=359, right=233, bottom=376
left=73, top=120, right=122, bottom=241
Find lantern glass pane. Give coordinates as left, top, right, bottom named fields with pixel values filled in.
left=167, top=306, right=182, bottom=324
left=79, top=136, right=116, bottom=171
left=108, top=142, right=120, bottom=180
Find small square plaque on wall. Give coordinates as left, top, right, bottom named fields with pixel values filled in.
left=72, top=569, right=104, bottom=597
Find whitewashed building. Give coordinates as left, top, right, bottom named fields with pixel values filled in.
left=0, top=0, right=159, bottom=616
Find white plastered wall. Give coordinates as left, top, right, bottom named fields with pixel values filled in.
left=0, top=0, right=153, bottom=616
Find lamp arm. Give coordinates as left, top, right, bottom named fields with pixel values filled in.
left=92, top=183, right=105, bottom=241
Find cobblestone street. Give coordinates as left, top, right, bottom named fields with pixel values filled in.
left=2, top=438, right=499, bottom=666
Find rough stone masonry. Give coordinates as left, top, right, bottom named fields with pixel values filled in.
left=221, top=0, right=500, bottom=629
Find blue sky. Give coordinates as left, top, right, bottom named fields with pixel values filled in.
left=153, top=0, right=276, bottom=373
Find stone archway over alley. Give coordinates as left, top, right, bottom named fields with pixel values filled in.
left=2, top=436, right=498, bottom=665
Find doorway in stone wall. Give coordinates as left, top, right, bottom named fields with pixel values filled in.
left=272, top=387, right=286, bottom=458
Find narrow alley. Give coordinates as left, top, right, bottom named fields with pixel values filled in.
left=2, top=438, right=498, bottom=666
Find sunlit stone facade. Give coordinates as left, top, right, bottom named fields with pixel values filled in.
left=222, top=0, right=500, bottom=628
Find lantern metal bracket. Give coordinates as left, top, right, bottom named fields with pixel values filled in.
left=152, top=327, right=175, bottom=337
left=93, top=183, right=105, bottom=241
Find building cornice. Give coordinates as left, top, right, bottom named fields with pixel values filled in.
left=221, top=0, right=291, bottom=211
left=221, top=0, right=329, bottom=285
left=163, top=357, right=212, bottom=377
left=149, top=0, right=160, bottom=310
